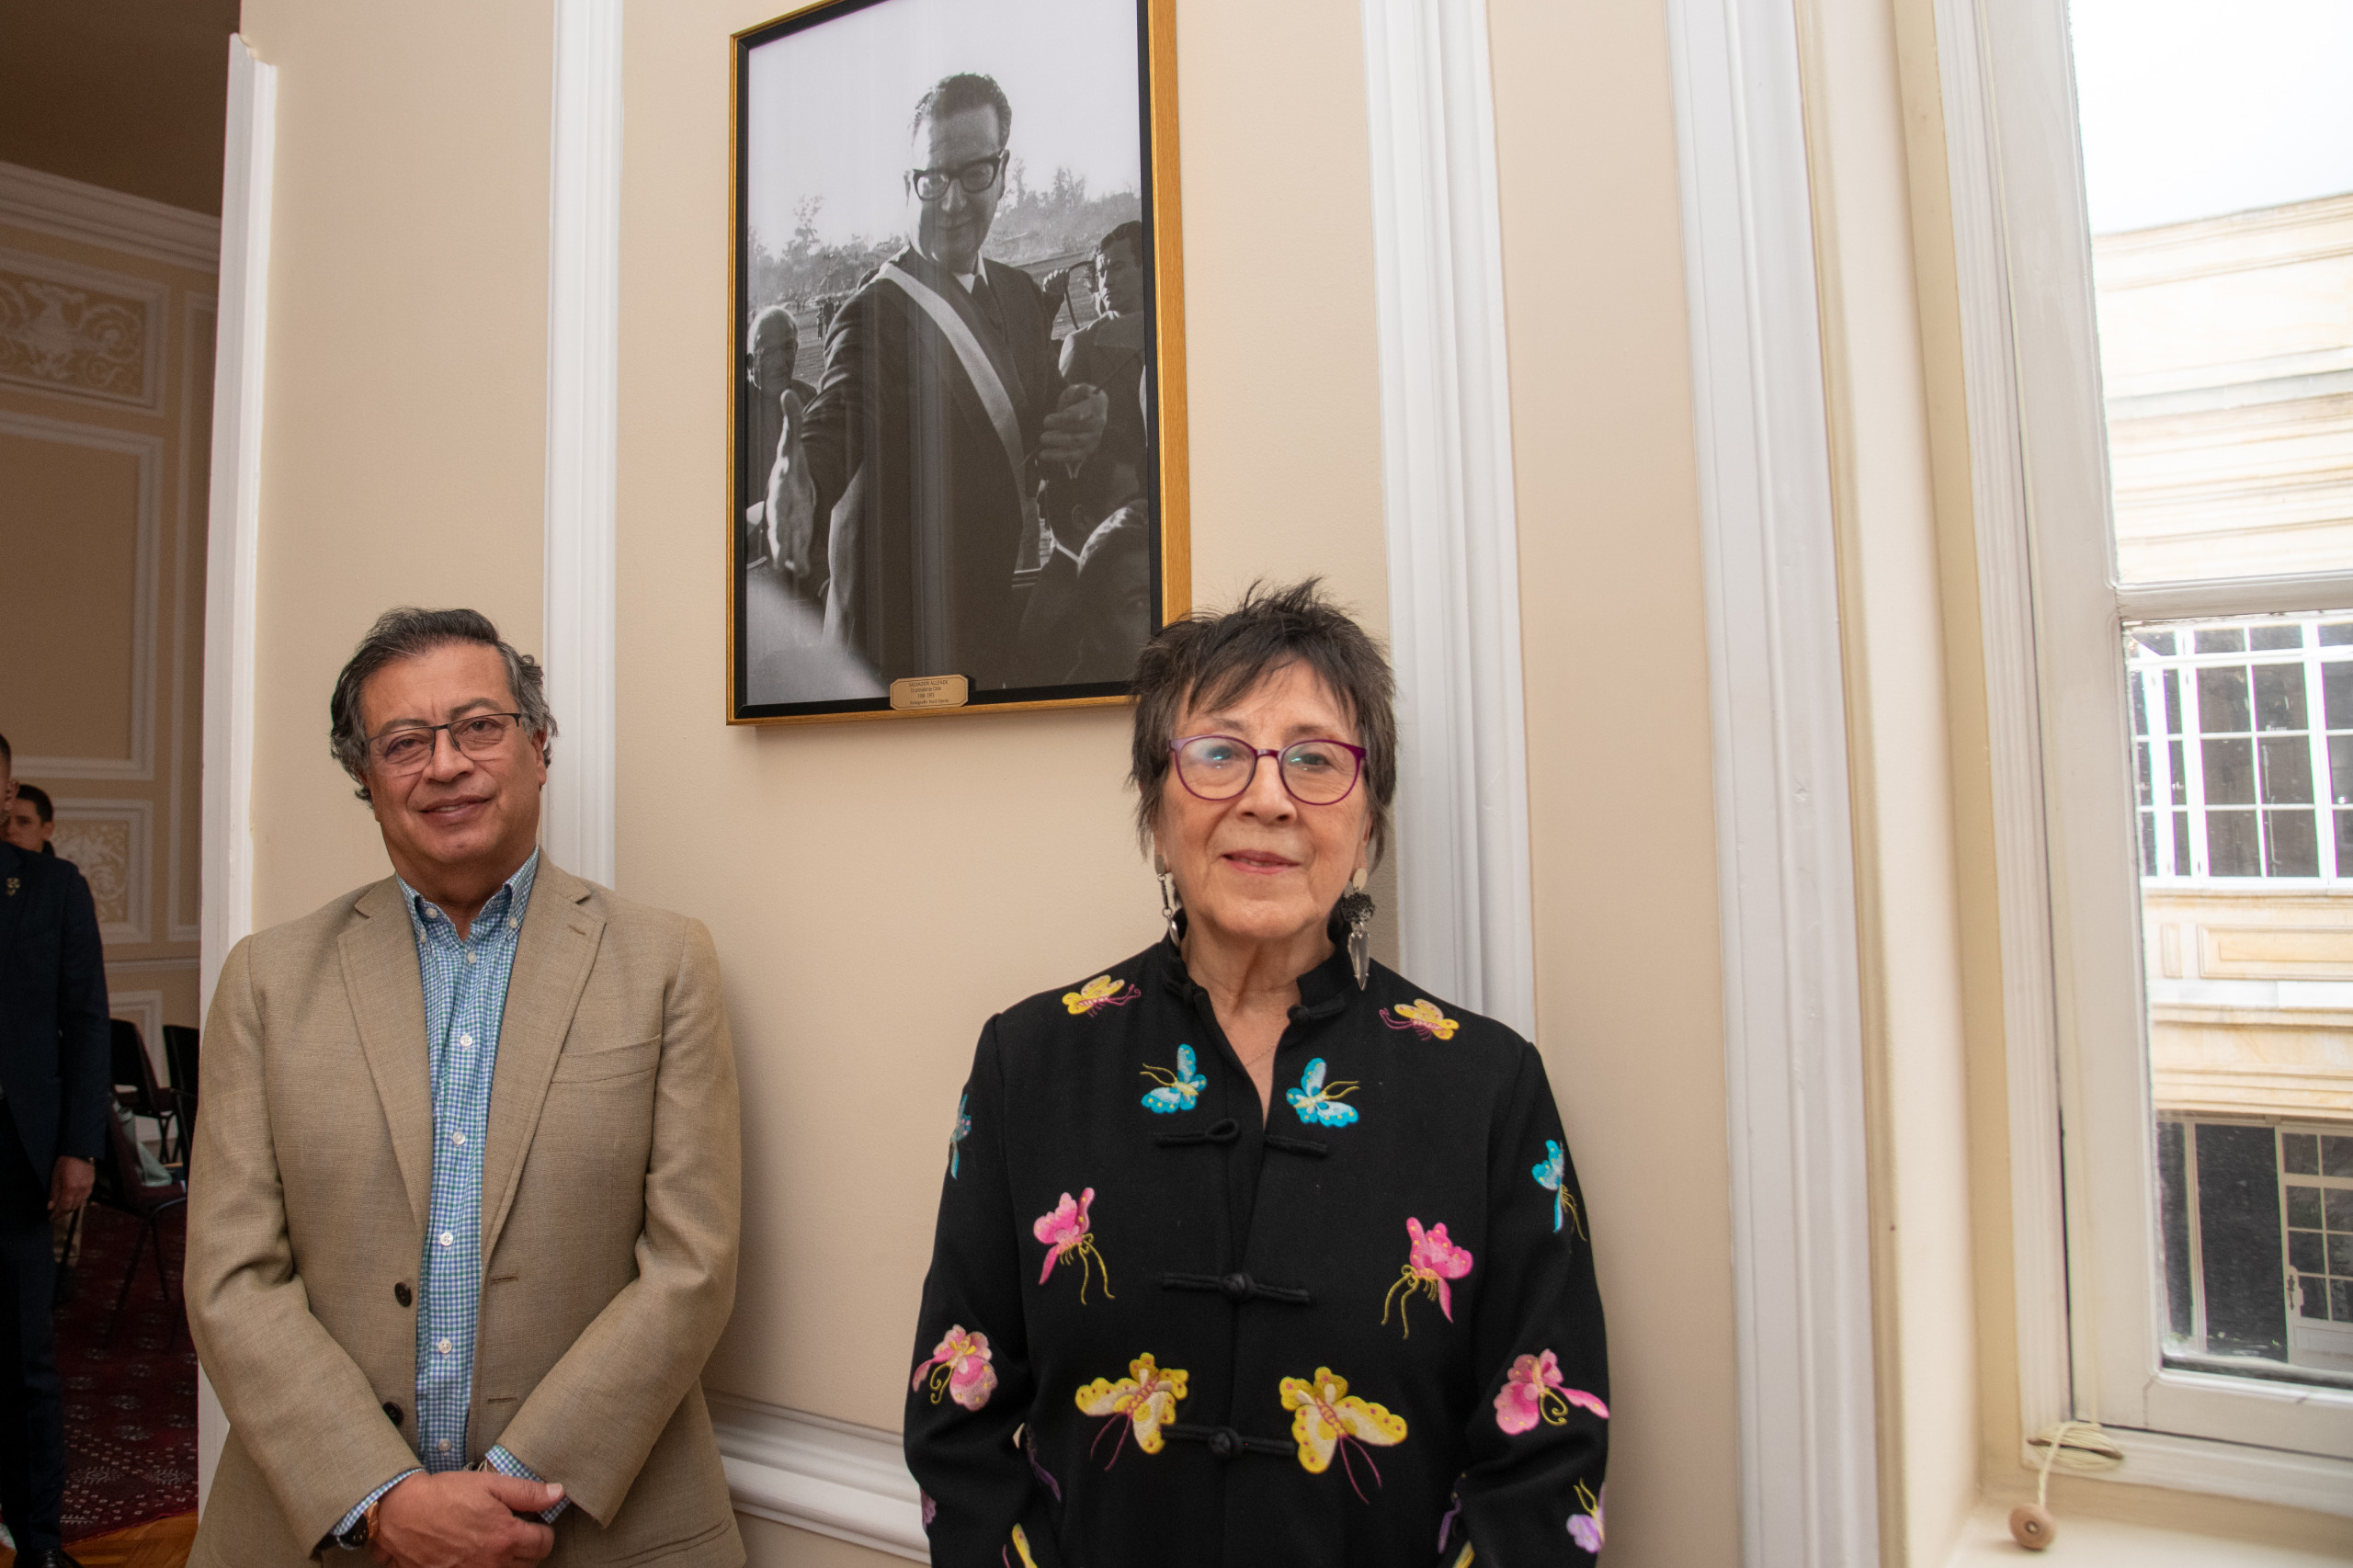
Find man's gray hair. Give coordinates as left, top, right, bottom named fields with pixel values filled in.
left=328, top=608, right=555, bottom=801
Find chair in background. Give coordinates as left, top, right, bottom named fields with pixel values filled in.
left=93, top=1100, right=187, bottom=1347
left=109, top=1018, right=182, bottom=1165
left=162, top=1023, right=200, bottom=1161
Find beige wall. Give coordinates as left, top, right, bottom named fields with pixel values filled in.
left=0, top=211, right=216, bottom=1051
left=1489, top=3, right=1741, bottom=1564
left=235, top=0, right=553, bottom=927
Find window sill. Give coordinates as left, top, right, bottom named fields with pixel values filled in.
left=1943, top=1502, right=2353, bottom=1566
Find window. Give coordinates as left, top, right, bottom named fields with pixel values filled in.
left=1958, top=0, right=2353, bottom=1495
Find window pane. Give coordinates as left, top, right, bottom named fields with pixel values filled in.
left=2197, top=629, right=2248, bottom=655
left=2208, top=810, right=2261, bottom=875
left=2331, top=736, right=2353, bottom=805
left=2327, top=1134, right=2353, bottom=1179
left=2260, top=736, right=2315, bottom=804
left=2302, top=1275, right=2333, bottom=1320
left=2328, top=664, right=2353, bottom=731
left=2193, top=1124, right=2286, bottom=1359
left=2285, top=1133, right=2322, bottom=1176
left=2255, top=665, right=2308, bottom=731
left=2288, top=1182, right=2325, bottom=1227
left=2325, top=624, right=2353, bottom=648
left=2204, top=737, right=2256, bottom=803
left=2165, top=670, right=2183, bottom=734
left=2329, top=1188, right=2353, bottom=1231
left=2200, top=667, right=2252, bottom=733
left=2251, top=625, right=2305, bottom=653
left=2290, top=1229, right=2326, bottom=1274
left=2266, top=811, right=2318, bottom=877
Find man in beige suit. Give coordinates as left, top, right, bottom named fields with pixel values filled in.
left=187, top=608, right=743, bottom=1567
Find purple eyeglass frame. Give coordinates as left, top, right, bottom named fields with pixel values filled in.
left=1168, top=734, right=1369, bottom=805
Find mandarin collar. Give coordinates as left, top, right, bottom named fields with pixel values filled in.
left=1147, top=906, right=1360, bottom=1024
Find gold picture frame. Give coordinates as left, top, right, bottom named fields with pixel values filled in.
left=728, top=0, right=1189, bottom=725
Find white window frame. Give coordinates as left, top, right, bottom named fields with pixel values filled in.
left=1938, top=0, right=2353, bottom=1511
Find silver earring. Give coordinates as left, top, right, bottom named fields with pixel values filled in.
left=1336, top=865, right=1374, bottom=989
left=1154, top=851, right=1181, bottom=949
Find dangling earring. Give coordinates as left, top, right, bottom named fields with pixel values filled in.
left=1335, top=864, right=1375, bottom=990
left=1154, top=850, right=1182, bottom=949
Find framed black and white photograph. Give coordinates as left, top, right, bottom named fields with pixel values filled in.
left=729, top=0, right=1188, bottom=725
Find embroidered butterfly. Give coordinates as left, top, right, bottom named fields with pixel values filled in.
left=1531, top=1139, right=1587, bottom=1239
left=1005, top=1523, right=1040, bottom=1568
left=1382, top=999, right=1460, bottom=1040
left=1034, top=1187, right=1115, bottom=1302
left=1074, top=1352, right=1188, bottom=1467
left=909, top=1324, right=997, bottom=1411
left=1139, top=1045, right=1208, bottom=1114
left=1568, top=1481, right=1606, bottom=1554
left=1494, top=1348, right=1608, bottom=1435
left=1279, top=1367, right=1407, bottom=1502
left=1063, top=974, right=1142, bottom=1017
left=1285, top=1057, right=1360, bottom=1127
left=1381, top=1218, right=1474, bottom=1337
left=948, top=1093, right=972, bottom=1178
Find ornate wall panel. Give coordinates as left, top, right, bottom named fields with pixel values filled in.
left=52, top=798, right=153, bottom=945
left=0, top=245, right=165, bottom=410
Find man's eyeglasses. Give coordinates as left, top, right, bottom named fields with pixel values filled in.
left=367, top=713, right=529, bottom=774
left=1170, top=735, right=1368, bottom=806
left=908, top=151, right=1008, bottom=202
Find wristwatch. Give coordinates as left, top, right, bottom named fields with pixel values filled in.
left=334, top=1494, right=386, bottom=1551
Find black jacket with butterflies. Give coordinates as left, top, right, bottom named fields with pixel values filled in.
left=904, top=934, right=1608, bottom=1567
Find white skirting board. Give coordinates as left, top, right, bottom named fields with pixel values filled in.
left=709, top=1394, right=928, bottom=1561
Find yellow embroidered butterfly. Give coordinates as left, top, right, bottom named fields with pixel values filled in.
left=1007, top=1523, right=1040, bottom=1568
left=1074, top=1353, right=1188, bottom=1467
left=1382, top=999, right=1460, bottom=1040
left=1063, top=974, right=1142, bottom=1017
left=1279, top=1367, right=1407, bottom=1501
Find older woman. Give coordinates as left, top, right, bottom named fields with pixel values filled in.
left=906, top=583, right=1608, bottom=1566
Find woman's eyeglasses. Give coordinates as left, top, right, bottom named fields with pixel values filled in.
left=1170, top=734, right=1367, bottom=806
left=367, top=713, right=528, bottom=774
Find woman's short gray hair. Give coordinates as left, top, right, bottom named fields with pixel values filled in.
left=1128, top=579, right=1396, bottom=862
left=328, top=608, right=556, bottom=801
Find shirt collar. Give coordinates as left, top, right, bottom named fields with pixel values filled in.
left=397, top=848, right=540, bottom=939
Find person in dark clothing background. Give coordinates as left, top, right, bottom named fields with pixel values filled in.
left=0, top=732, right=110, bottom=1568
left=2, top=782, right=56, bottom=858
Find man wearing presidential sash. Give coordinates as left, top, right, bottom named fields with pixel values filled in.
left=786, top=72, right=1109, bottom=692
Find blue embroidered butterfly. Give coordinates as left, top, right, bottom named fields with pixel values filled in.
left=1531, top=1139, right=1586, bottom=1237
left=1140, top=1045, right=1208, bottom=1114
left=1285, top=1057, right=1360, bottom=1127
left=949, top=1093, right=972, bottom=1178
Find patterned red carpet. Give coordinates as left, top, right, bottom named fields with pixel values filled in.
left=53, top=1202, right=196, bottom=1541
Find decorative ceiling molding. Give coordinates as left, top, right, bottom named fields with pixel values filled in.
left=0, top=244, right=166, bottom=410
left=0, top=160, right=221, bottom=274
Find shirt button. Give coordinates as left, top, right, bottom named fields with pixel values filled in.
left=438, top=1338, right=452, bottom=1355
left=508, top=917, right=517, bottom=928
left=466, top=952, right=477, bottom=965
left=439, top=1232, right=454, bottom=1247
left=438, top=1438, right=451, bottom=1453
left=1221, top=1271, right=1255, bottom=1302
left=451, top=1132, right=466, bottom=1146
left=460, top=1033, right=472, bottom=1047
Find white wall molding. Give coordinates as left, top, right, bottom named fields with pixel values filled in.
left=1, top=409, right=163, bottom=782
left=708, top=1394, right=926, bottom=1561
left=1665, top=0, right=1882, bottom=1562
left=168, top=296, right=220, bottom=946
left=1358, top=0, right=1536, bottom=1038
left=540, top=0, right=623, bottom=889
left=198, top=34, right=277, bottom=1509
left=0, top=159, right=222, bottom=273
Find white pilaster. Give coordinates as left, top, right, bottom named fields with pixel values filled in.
left=541, top=0, right=624, bottom=886
left=1665, top=0, right=1883, bottom=1561
left=1358, top=0, right=1536, bottom=1039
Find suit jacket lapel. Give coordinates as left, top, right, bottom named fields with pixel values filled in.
left=339, top=879, right=435, bottom=1231
left=479, top=860, right=603, bottom=1260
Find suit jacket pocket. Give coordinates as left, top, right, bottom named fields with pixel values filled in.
left=549, top=1034, right=661, bottom=1084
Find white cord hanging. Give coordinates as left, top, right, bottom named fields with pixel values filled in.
left=2008, top=1421, right=2125, bottom=1550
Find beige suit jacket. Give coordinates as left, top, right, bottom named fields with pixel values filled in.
left=186, top=861, right=745, bottom=1567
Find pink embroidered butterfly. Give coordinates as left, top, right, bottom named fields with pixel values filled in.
left=1279, top=1367, right=1408, bottom=1502
left=1034, top=1187, right=1115, bottom=1301
left=910, top=1324, right=998, bottom=1411
left=1062, top=975, right=1142, bottom=1016
left=1382, top=999, right=1460, bottom=1040
left=1074, top=1352, right=1188, bottom=1467
left=1568, top=1481, right=1606, bottom=1553
left=1494, top=1349, right=1608, bottom=1435
left=1381, top=1218, right=1474, bottom=1337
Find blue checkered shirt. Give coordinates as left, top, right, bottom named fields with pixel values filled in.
left=335, top=852, right=564, bottom=1541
